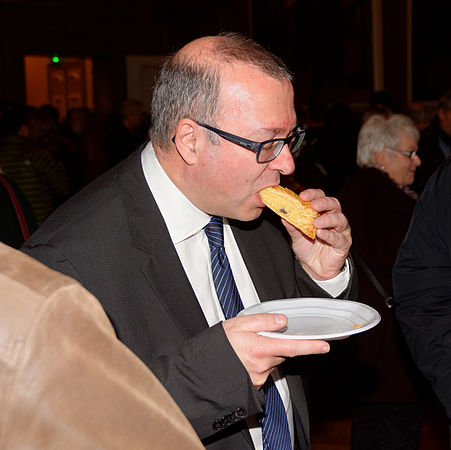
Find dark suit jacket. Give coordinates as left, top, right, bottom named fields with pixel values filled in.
left=22, top=148, right=357, bottom=449
left=394, top=157, right=451, bottom=419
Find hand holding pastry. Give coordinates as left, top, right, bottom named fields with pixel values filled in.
left=260, top=187, right=351, bottom=281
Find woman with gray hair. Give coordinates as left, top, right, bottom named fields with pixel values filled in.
left=356, top=113, right=421, bottom=193
left=337, top=113, right=427, bottom=449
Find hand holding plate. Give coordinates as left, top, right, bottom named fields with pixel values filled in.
left=222, top=313, right=329, bottom=389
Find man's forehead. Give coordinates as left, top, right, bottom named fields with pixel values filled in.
left=217, top=90, right=297, bottom=137
left=219, top=63, right=292, bottom=95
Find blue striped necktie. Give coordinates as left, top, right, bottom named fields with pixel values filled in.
left=204, top=216, right=292, bottom=450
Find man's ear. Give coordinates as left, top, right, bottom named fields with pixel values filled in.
left=172, top=119, right=200, bottom=165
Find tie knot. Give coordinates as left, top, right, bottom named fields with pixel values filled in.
left=204, top=216, right=224, bottom=249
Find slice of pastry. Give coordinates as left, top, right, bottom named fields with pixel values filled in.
left=259, top=186, right=319, bottom=239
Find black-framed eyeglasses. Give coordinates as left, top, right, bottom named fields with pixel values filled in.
left=385, top=147, right=418, bottom=160
left=195, top=121, right=306, bottom=163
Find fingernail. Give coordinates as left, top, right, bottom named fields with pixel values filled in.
left=274, top=314, right=286, bottom=325
left=321, top=345, right=330, bottom=353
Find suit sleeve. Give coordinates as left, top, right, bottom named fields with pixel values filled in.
left=393, top=158, right=451, bottom=419
left=152, top=322, right=265, bottom=440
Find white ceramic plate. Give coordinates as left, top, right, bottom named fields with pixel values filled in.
left=238, top=298, right=381, bottom=340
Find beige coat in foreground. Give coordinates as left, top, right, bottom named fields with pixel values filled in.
left=0, top=242, right=203, bottom=449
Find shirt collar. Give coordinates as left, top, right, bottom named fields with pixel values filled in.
left=141, top=142, right=211, bottom=244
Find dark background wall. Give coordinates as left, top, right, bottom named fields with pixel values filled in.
left=412, top=0, right=451, bottom=101
left=0, top=0, right=450, bottom=117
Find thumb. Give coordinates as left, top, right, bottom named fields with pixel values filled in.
left=234, top=313, right=288, bottom=333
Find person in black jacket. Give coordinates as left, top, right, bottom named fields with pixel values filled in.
left=393, top=156, right=451, bottom=444
left=104, top=99, right=148, bottom=169
left=412, top=89, right=451, bottom=194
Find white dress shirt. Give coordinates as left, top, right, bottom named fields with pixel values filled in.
left=141, top=142, right=349, bottom=449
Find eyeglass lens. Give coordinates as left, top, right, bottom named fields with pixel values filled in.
left=399, top=149, right=417, bottom=159
left=258, top=132, right=304, bottom=162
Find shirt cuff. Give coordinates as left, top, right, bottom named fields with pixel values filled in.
left=314, top=259, right=350, bottom=298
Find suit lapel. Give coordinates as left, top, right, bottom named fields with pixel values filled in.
left=119, top=151, right=208, bottom=339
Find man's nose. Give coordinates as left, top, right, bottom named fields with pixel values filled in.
left=268, top=144, right=295, bottom=175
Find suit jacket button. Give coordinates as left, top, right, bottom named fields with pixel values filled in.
left=236, top=408, right=246, bottom=418
left=212, top=420, right=222, bottom=431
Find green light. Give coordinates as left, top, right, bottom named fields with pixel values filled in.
left=52, top=55, right=60, bottom=63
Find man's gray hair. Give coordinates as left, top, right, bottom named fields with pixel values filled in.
left=149, top=32, right=293, bottom=149
left=357, top=114, right=419, bottom=168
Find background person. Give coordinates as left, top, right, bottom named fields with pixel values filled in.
left=61, top=106, right=105, bottom=190
left=407, top=101, right=435, bottom=132
left=338, top=113, right=426, bottom=449
left=393, top=156, right=451, bottom=445
left=0, top=167, right=37, bottom=248
left=104, top=98, right=148, bottom=169
left=0, top=106, right=68, bottom=225
left=22, top=32, right=356, bottom=449
left=412, top=88, right=451, bottom=194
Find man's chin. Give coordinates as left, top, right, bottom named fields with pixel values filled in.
left=228, top=206, right=264, bottom=222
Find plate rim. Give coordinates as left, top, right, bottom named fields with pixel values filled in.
left=237, top=297, right=381, bottom=340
